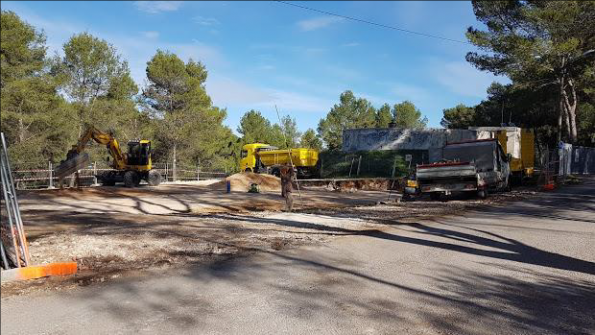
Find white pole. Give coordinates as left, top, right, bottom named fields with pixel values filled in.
left=92, top=161, right=99, bottom=186
left=48, top=161, right=54, bottom=189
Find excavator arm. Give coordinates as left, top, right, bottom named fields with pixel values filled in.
left=71, top=126, right=127, bottom=170
left=56, top=126, right=127, bottom=178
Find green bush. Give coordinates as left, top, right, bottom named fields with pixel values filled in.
left=317, top=150, right=421, bottom=178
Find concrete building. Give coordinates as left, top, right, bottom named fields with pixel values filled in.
left=342, top=127, right=477, bottom=163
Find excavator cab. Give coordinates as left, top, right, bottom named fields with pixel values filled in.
left=127, top=140, right=151, bottom=167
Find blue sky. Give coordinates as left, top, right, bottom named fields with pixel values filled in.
left=2, top=1, right=507, bottom=133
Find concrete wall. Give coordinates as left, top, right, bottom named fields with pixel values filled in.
left=342, top=128, right=477, bottom=162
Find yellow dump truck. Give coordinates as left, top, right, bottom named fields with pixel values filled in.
left=240, top=143, right=319, bottom=178
left=470, top=127, right=535, bottom=181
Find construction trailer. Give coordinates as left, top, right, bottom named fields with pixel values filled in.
left=470, top=127, right=535, bottom=180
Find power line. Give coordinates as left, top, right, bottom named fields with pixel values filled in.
left=275, top=1, right=472, bottom=45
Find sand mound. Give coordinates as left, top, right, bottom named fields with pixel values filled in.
left=210, top=172, right=281, bottom=192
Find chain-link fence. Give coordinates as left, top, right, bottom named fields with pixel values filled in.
left=9, top=161, right=229, bottom=190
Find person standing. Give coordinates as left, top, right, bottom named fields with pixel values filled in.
left=280, top=165, right=295, bottom=212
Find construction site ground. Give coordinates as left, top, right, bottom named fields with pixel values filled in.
left=2, top=176, right=593, bottom=334
left=3, top=177, right=540, bottom=296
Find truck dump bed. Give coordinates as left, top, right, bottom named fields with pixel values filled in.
left=257, top=148, right=318, bottom=168
left=416, top=162, right=477, bottom=179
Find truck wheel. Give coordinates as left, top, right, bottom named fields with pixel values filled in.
left=271, top=168, right=280, bottom=177
left=147, top=170, right=161, bottom=186
left=430, top=193, right=441, bottom=201
left=477, top=189, right=488, bottom=199
left=100, top=171, right=116, bottom=186
left=245, top=168, right=252, bottom=173
left=124, top=171, right=140, bottom=188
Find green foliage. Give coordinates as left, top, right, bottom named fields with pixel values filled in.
left=237, top=110, right=274, bottom=144
left=236, top=110, right=300, bottom=149
left=142, top=50, right=235, bottom=169
left=393, top=101, right=427, bottom=129
left=0, top=11, right=77, bottom=167
left=0, top=11, right=46, bottom=87
left=466, top=0, right=595, bottom=143
left=441, top=104, right=476, bottom=129
left=300, top=129, right=322, bottom=150
left=375, top=103, right=392, bottom=128
left=317, top=90, right=377, bottom=151
left=1, top=12, right=237, bottom=171
left=318, top=91, right=429, bottom=150
left=279, top=115, right=301, bottom=148
left=59, top=33, right=130, bottom=103
left=318, top=150, right=408, bottom=178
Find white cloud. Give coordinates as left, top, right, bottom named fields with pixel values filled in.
left=297, top=16, right=343, bottom=32
left=206, top=76, right=334, bottom=114
left=342, top=42, right=360, bottom=47
left=194, top=16, right=220, bottom=26
left=142, top=31, right=159, bottom=39
left=134, top=1, right=183, bottom=14
left=432, top=61, right=509, bottom=98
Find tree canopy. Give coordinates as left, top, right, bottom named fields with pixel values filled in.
left=0, top=11, right=76, bottom=166
left=441, top=104, right=476, bottom=129
left=318, top=91, right=428, bottom=150
left=466, top=0, right=595, bottom=143
left=393, top=101, right=428, bottom=129
left=299, top=128, right=322, bottom=150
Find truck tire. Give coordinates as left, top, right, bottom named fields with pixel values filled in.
left=271, top=168, right=281, bottom=177
left=147, top=170, right=161, bottom=186
left=124, top=171, right=140, bottom=188
left=477, top=189, right=488, bottom=199
left=430, top=193, right=441, bottom=201
left=100, top=171, right=116, bottom=186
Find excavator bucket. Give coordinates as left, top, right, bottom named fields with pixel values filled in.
left=55, top=153, right=90, bottom=179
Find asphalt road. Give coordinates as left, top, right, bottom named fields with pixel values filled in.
left=2, top=178, right=594, bottom=335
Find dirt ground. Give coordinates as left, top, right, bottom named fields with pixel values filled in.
left=1, top=179, right=539, bottom=296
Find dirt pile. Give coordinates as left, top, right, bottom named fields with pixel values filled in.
left=210, top=172, right=281, bottom=192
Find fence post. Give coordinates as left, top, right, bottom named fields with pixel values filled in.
left=348, top=157, right=355, bottom=178
left=391, top=157, right=397, bottom=178
left=92, top=161, right=99, bottom=186
left=197, top=164, right=200, bottom=181
left=48, top=161, right=54, bottom=189
left=165, top=162, right=168, bottom=183
left=356, top=155, right=362, bottom=177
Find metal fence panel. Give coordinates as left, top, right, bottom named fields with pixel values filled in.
left=571, top=146, right=595, bottom=175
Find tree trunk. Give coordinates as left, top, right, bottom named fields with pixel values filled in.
left=18, top=118, right=25, bottom=143
left=564, top=105, right=571, bottom=142
left=557, top=78, right=564, bottom=143
left=566, top=78, right=578, bottom=143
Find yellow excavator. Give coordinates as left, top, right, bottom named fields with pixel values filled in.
left=55, top=126, right=161, bottom=187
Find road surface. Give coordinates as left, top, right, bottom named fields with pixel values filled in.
left=2, top=179, right=594, bottom=334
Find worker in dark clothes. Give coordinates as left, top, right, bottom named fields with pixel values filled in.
left=280, top=165, right=295, bottom=212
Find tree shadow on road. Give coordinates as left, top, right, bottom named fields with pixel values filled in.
left=213, top=213, right=595, bottom=276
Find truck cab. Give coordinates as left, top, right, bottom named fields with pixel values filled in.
left=240, top=143, right=276, bottom=172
